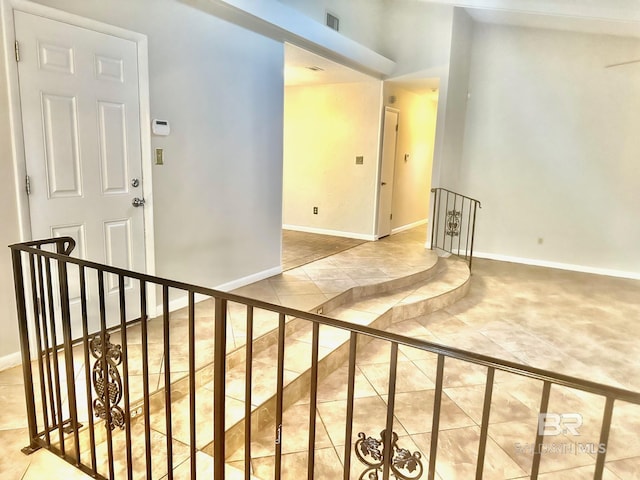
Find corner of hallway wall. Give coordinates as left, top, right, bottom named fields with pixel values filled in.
left=437, top=7, right=474, bottom=191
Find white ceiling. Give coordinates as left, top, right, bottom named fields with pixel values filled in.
left=415, top=0, right=640, bottom=25
left=285, top=0, right=640, bottom=88
left=465, top=7, right=640, bottom=39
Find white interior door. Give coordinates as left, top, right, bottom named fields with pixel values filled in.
left=377, top=107, right=399, bottom=238
left=15, top=11, right=147, bottom=335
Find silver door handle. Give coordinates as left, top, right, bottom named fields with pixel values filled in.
left=132, top=197, right=146, bottom=207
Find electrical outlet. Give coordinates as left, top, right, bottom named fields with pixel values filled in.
left=313, top=207, right=318, bottom=214
left=155, top=148, right=164, bottom=165
left=538, top=237, right=544, bottom=245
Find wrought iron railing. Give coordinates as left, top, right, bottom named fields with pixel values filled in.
left=430, top=188, right=481, bottom=270
left=10, top=237, right=640, bottom=479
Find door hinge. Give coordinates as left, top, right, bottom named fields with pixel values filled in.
left=25, top=175, right=31, bottom=195
left=395, top=124, right=398, bottom=132
left=15, top=40, right=20, bottom=62
left=390, top=213, right=393, bottom=220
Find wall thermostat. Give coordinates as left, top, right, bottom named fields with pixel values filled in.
left=152, top=119, right=170, bottom=136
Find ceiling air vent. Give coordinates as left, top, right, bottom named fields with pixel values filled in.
left=326, top=11, right=339, bottom=32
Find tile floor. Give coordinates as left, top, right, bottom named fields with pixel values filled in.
left=1, top=226, right=640, bottom=479
left=280, top=230, right=365, bottom=271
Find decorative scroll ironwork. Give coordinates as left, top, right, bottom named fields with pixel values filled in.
left=90, top=333, right=125, bottom=430
left=355, top=430, right=424, bottom=480
left=445, top=209, right=461, bottom=237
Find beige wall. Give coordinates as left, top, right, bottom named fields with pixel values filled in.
left=459, top=23, right=640, bottom=274
left=283, top=81, right=383, bottom=238
left=383, top=85, right=438, bottom=230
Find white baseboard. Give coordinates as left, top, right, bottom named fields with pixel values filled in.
left=0, top=351, right=22, bottom=371
left=474, top=251, right=640, bottom=280
left=391, top=218, right=428, bottom=235
left=283, top=224, right=376, bottom=241
left=155, top=266, right=282, bottom=313
left=215, top=266, right=282, bottom=292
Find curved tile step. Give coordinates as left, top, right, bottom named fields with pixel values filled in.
left=221, top=257, right=471, bottom=457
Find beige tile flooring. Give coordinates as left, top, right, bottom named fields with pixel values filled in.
left=2, top=226, right=640, bottom=479
left=281, top=229, right=365, bottom=271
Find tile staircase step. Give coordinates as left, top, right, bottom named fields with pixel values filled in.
left=70, top=256, right=470, bottom=475
left=217, top=256, right=471, bottom=457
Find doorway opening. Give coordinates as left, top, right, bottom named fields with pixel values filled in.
left=281, top=43, right=440, bottom=266
left=381, top=78, right=440, bottom=238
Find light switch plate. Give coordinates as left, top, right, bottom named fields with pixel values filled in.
left=155, top=148, right=164, bottom=165
left=355, top=156, right=364, bottom=165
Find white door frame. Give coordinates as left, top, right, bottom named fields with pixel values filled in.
left=1, top=0, right=156, bottom=330
left=1, top=0, right=156, bottom=271
left=375, top=106, right=399, bottom=238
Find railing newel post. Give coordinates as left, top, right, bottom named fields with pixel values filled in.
left=11, top=248, right=40, bottom=454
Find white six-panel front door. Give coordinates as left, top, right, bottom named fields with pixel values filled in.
left=15, top=10, right=146, bottom=333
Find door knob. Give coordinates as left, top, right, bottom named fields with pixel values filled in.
left=132, top=197, right=146, bottom=207
left=381, top=182, right=387, bottom=186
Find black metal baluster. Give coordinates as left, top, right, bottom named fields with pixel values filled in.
left=56, top=247, right=80, bottom=464
left=274, top=313, right=286, bottom=480
left=44, top=256, right=65, bottom=454
left=188, top=291, right=196, bottom=480
left=36, top=252, right=56, bottom=448
left=382, top=343, right=399, bottom=480
left=469, top=202, right=479, bottom=271
left=475, top=367, right=495, bottom=479
left=458, top=196, right=466, bottom=258
left=28, top=253, right=50, bottom=447
left=342, top=332, right=358, bottom=480
left=162, top=285, right=174, bottom=480
left=97, top=270, right=115, bottom=480
left=530, top=381, right=551, bottom=479
left=139, top=281, right=153, bottom=479
left=12, top=249, right=39, bottom=452
left=593, top=397, right=614, bottom=479
left=79, top=266, right=97, bottom=474
left=465, top=199, right=472, bottom=261
left=244, top=306, right=254, bottom=480
left=118, top=275, right=133, bottom=480
left=214, top=297, right=228, bottom=480
left=428, top=354, right=445, bottom=480
left=442, top=191, right=450, bottom=252
left=451, top=194, right=459, bottom=253
left=307, top=322, right=320, bottom=480
left=430, top=189, right=439, bottom=250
